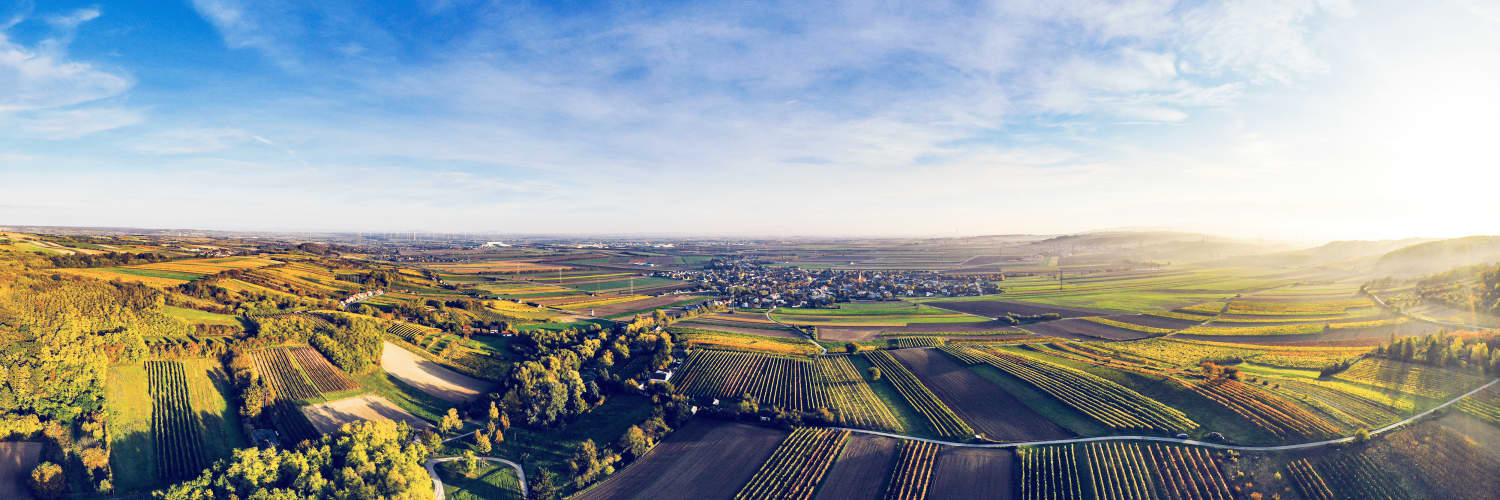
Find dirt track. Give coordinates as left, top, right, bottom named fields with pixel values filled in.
left=381, top=342, right=491, bottom=403
left=889, top=348, right=1071, bottom=442
left=573, top=420, right=785, bottom=500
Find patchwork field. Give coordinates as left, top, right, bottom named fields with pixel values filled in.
left=890, top=348, right=1070, bottom=441
left=573, top=421, right=786, bottom=500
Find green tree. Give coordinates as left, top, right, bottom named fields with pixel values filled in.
left=529, top=469, right=558, bottom=500
left=867, top=366, right=881, bottom=381
left=461, top=450, right=481, bottom=478
left=475, top=430, right=492, bottom=454
left=845, top=342, right=858, bottom=354
left=441, top=407, right=463, bottom=433
left=619, top=425, right=649, bottom=459
left=29, top=462, right=64, bottom=499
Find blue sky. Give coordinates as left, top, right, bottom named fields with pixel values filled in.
left=2, top=1, right=1498, bottom=241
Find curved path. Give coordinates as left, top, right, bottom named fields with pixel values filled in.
left=834, top=377, right=1497, bottom=452
left=426, top=455, right=527, bottom=500
left=765, top=306, right=827, bottom=354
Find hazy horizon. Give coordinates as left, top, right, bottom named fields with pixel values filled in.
left=4, top=1, right=1498, bottom=240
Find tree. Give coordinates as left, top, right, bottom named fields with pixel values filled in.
left=161, top=420, right=432, bottom=499
left=475, top=430, right=492, bottom=453
left=1354, top=428, right=1370, bottom=443
left=845, top=342, right=858, bottom=354
left=620, top=425, right=649, bottom=459
left=867, top=366, right=881, bottom=381
left=441, top=407, right=463, bottom=433
left=462, top=450, right=482, bottom=477
left=29, top=462, right=64, bottom=499
left=529, top=469, right=558, bottom=500
left=488, top=400, right=501, bottom=421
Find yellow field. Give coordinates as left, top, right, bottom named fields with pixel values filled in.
left=133, top=256, right=280, bottom=274
left=555, top=295, right=648, bottom=310
left=429, top=260, right=570, bottom=274
left=54, top=268, right=189, bottom=287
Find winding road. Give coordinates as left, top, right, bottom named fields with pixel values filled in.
left=426, top=455, right=527, bottom=500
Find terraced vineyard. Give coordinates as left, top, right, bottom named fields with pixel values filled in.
left=1334, top=358, right=1487, bottom=399
left=943, top=346, right=1196, bottom=433
left=1455, top=386, right=1500, bottom=424
left=676, top=350, right=828, bottom=410
left=147, top=360, right=211, bottom=481
left=1018, top=444, right=1082, bottom=500
left=735, top=427, right=849, bottom=500
left=864, top=351, right=974, bottom=438
left=252, top=348, right=320, bottom=401
left=1311, top=453, right=1409, bottom=499
left=884, top=440, right=939, bottom=500
left=1021, top=443, right=1233, bottom=500
left=815, top=356, right=902, bottom=431
left=1285, top=458, right=1335, bottom=500
left=290, top=346, right=358, bottom=393
left=1186, top=379, right=1340, bottom=440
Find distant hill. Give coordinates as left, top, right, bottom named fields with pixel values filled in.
left=1248, top=238, right=1437, bottom=268
left=1374, top=236, right=1500, bottom=276
left=1012, top=231, right=1294, bottom=263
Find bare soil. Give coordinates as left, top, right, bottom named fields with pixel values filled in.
left=574, top=420, right=786, bottom=500
left=301, top=395, right=432, bottom=434
left=814, top=433, right=899, bottom=499
left=380, top=341, right=492, bottom=403
left=927, top=446, right=1016, bottom=500
left=1021, top=318, right=1153, bottom=341
left=889, top=348, right=1071, bottom=442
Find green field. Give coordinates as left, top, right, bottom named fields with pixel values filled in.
left=102, top=267, right=206, bottom=281
left=565, top=277, right=677, bottom=292
left=162, top=305, right=243, bottom=327
left=106, top=358, right=247, bottom=493
left=439, top=461, right=523, bottom=500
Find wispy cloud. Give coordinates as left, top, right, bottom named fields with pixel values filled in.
left=0, top=6, right=139, bottom=139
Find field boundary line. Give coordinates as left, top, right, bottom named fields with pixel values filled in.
left=765, top=306, right=827, bottom=355
left=827, top=377, right=1498, bottom=452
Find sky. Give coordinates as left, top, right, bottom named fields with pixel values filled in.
left=1, top=0, right=1497, bottom=242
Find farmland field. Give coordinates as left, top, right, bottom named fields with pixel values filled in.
left=107, top=358, right=246, bottom=493
left=813, top=434, right=899, bottom=499
left=926, top=447, right=1015, bottom=500
left=889, top=348, right=1070, bottom=441
left=735, top=427, right=849, bottom=500
left=300, top=394, right=431, bottom=434
left=864, top=351, right=974, bottom=438
left=573, top=421, right=786, bottom=500
left=380, top=341, right=491, bottom=403
left=146, top=360, right=210, bottom=481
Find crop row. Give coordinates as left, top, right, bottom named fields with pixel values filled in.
left=1081, top=317, right=1174, bottom=334
left=1285, top=458, right=1334, bottom=500
left=944, top=346, right=1196, bottom=433
left=1268, top=378, right=1401, bottom=429
left=1311, top=452, right=1409, bottom=499
left=1184, top=379, right=1340, bottom=440
left=290, top=346, right=358, bottom=393
left=816, top=356, right=903, bottom=432
left=1334, top=358, right=1486, bottom=399
left=890, top=337, right=945, bottom=348
left=252, top=348, right=322, bottom=401
left=676, top=349, right=830, bottom=411
left=1455, top=386, right=1500, bottom=425
left=147, top=360, right=210, bottom=481
left=1223, top=298, right=1371, bottom=316
left=885, top=440, right=938, bottom=500
left=1021, top=443, right=1233, bottom=500
left=1099, top=337, right=1364, bottom=370
left=864, top=351, right=974, bottom=438
left=1019, top=443, right=1081, bottom=500
left=736, top=427, right=849, bottom=500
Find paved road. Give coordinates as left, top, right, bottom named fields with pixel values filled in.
left=426, top=455, right=527, bottom=500
left=832, top=377, right=1497, bottom=451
